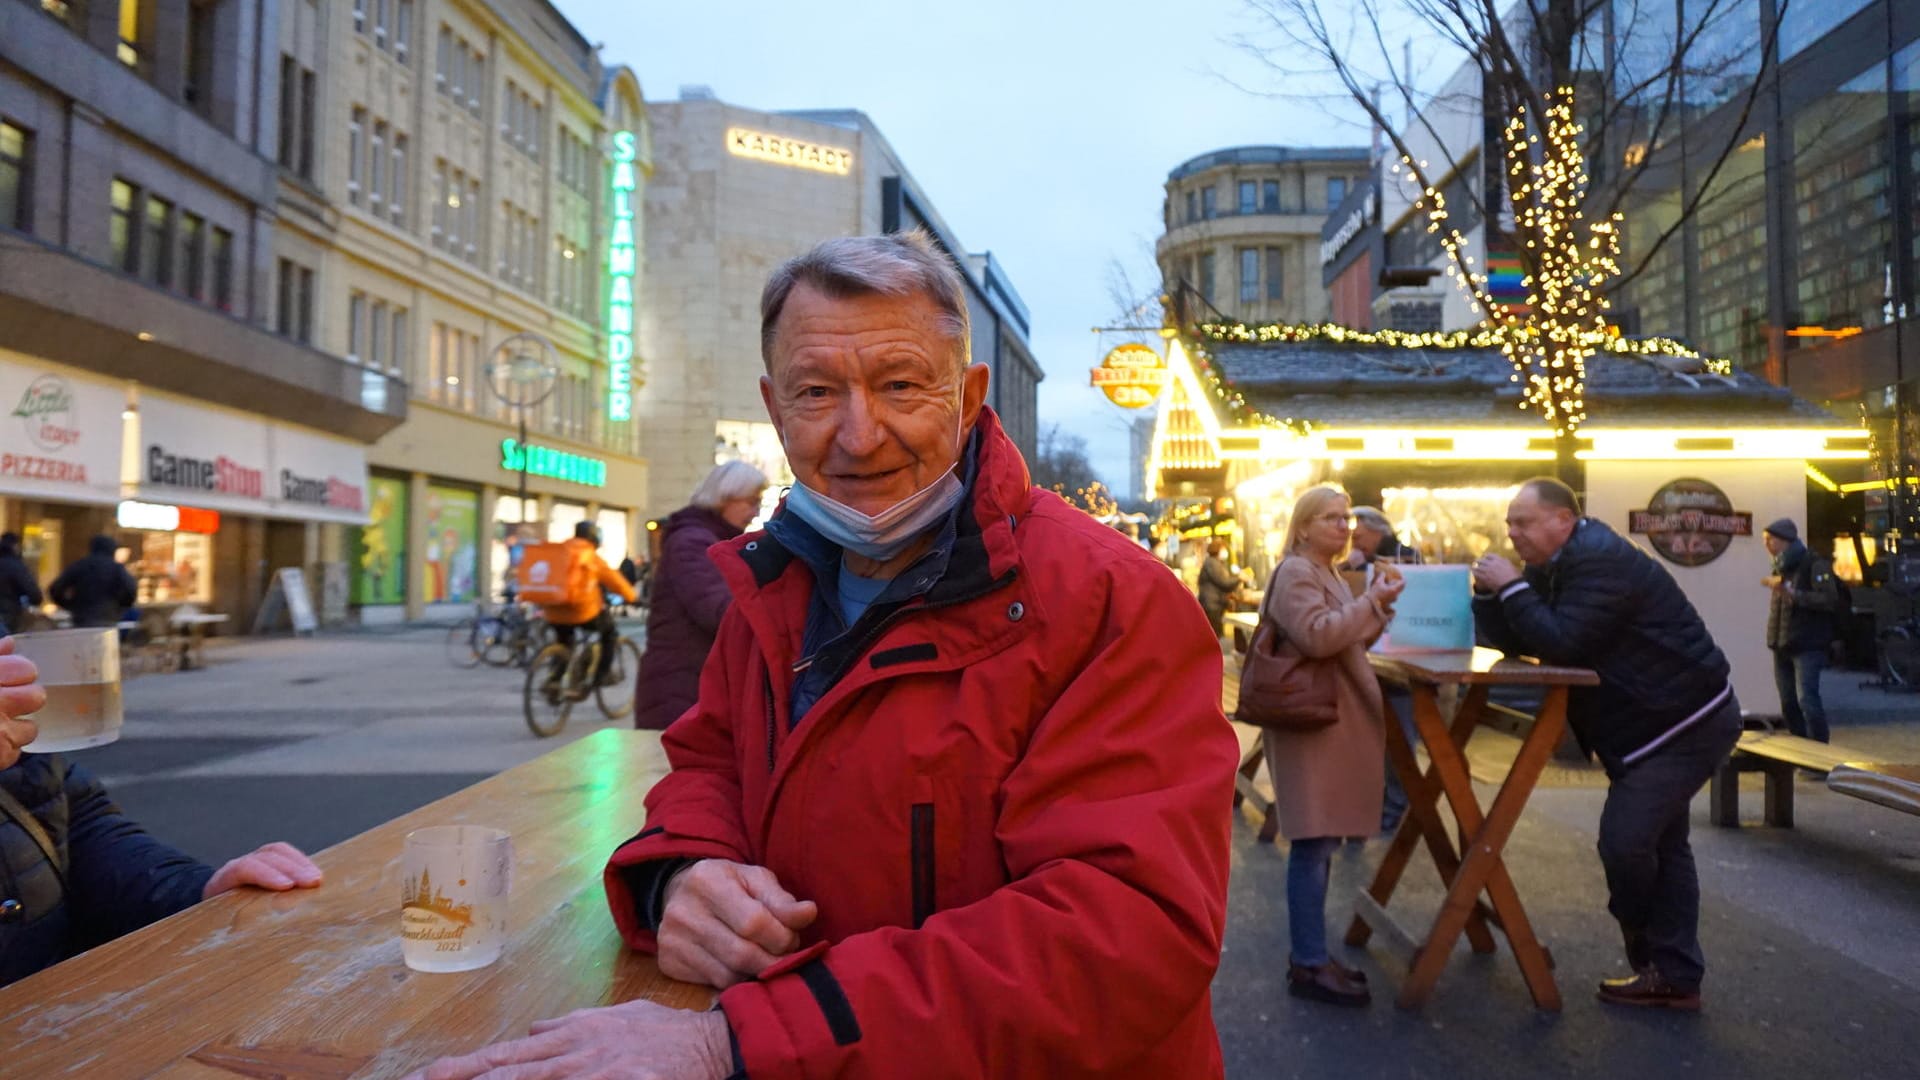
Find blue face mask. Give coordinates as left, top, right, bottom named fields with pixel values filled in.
left=783, top=415, right=969, bottom=561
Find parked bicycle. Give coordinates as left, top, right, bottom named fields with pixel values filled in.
left=522, top=629, right=641, bottom=737
left=446, top=599, right=549, bottom=669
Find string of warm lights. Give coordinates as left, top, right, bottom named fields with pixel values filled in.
left=1185, top=338, right=1316, bottom=435
left=1194, top=320, right=1729, bottom=374
left=1379, top=87, right=1633, bottom=434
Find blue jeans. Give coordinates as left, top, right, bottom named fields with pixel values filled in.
left=1379, top=689, right=1418, bottom=833
left=1772, top=649, right=1828, bottom=743
left=1286, top=836, right=1343, bottom=966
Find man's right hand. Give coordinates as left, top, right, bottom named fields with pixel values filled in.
left=656, top=859, right=818, bottom=989
left=0, top=638, right=45, bottom=770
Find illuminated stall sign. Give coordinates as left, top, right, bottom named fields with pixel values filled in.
left=1629, top=477, right=1753, bottom=567
left=606, top=130, right=638, bottom=422
left=1090, top=343, right=1169, bottom=409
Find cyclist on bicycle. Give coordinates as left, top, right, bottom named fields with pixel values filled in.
left=519, top=522, right=635, bottom=688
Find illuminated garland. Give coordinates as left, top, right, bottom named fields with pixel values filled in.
left=1185, top=337, right=1315, bottom=436
left=1195, top=320, right=1733, bottom=376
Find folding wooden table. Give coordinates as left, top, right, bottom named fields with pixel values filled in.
left=1347, top=647, right=1598, bottom=1011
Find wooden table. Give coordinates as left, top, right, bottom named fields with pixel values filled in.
left=1347, top=647, right=1599, bottom=1011
left=0, top=729, right=707, bottom=1078
left=171, top=611, right=229, bottom=670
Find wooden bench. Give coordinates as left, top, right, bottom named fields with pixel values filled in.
left=1709, top=730, right=1920, bottom=827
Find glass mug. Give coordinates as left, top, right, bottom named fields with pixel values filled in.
left=400, top=825, right=512, bottom=973
left=15, top=628, right=124, bottom=753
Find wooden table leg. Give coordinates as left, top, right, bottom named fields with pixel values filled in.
left=1347, top=684, right=1494, bottom=955
left=1397, top=686, right=1567, bottom=1011
left=1232, top=731, right=1279, bottom=843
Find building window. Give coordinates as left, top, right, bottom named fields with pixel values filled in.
left=277, top=57, right=298, bottom=169
left=395, top=0, right=412, bottom=63
left=1791, top=62, right=1890, bottom=337
left=436, top=25, right=450, bottom=90
left=391, top=307, right=409, bottom=375
left=450, top=35, right=465, bottom=99
left=468, top=50, right=484, bottom=116
left=370, top=300, right=389, bottom=370
left=1263, top=179, right=1280, bottom=212
left=1265, top=247, right=1284, bottom=301
left=141, top=195, right=172, bottom=287
left=1198, top=250, right=1215, bottom=302
left=211, top=226, right=233, bottom=311
left=1201, top=187, right=1216, bottom=219
left=1238, top=181, right=1256, bottom=215
left=179, top=212, right=204, bottom=299
left=431, top=158, right=447, bottom=245
left=348, top=107, right=365, bottom=205
left=1238, top=247, right=1259, bottom=304
left=0, top=120, right=30, bottom=232
left=1327, top=176, right=1347, bottom=209
left=352, top=0, right=366, bottom=35
left=1185, top=190, right=1196, bottom=223
left=298, top=70, right=316, bottom=179
left=347, top=291, right=366, bottom=360
left=373, top=0, right=389, bottom=49
left=117, top=0, right=143, bottom=68
left=279, top=259, right=298, bottom=336
left=390, top=134, right=407, bottom=227
left=466, top=178, right=480, bottom=260
left=369, top=121, right=386, bottom=214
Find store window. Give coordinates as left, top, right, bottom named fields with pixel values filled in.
left=0, top=119, right=31, bottom=232
left=595, top=508, right=630, bottom=569
left=351, top=474, right=408, bottom=605
left=120, top=527, right=214, bottom=604
left=492, top=493, right=536, bottom=602
left=1791, top=62, right=1890, bottom=336
left=546, top=501, right=588, bottom=544
left=423, top=484, right=478, bottom=604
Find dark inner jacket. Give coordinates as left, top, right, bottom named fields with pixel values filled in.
left=1473, top=518, right=1731, bottom=773
left=0, top=550, right=43, bottom=632
left=48, top=538, right=137, bottom=629
left=1766, top=540, right=1840, bottom=653
left=0, top=755, right=212, bottom=988
left=636, top=505, right=744, bottom=731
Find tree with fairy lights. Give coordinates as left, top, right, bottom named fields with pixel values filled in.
left=1241, top=0, right=1793, bottom=473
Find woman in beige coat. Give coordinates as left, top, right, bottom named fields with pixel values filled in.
left=1263, top=485, right=1403, bottom=1007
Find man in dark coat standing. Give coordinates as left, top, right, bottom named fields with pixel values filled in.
left=1196, top=538, right=1240, bottom=644
left=0, top=639, right=323, bottom=988
left=47, top=536, right=136, bottom=629
left=1472, top=478, right=1740, bottom=1012
left=1762, top=518, right=1839, bottom=743
left=0, top=533, right=43, bottom=634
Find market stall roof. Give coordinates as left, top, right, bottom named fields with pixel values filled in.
left=1205, top=339, right=1840, bottom=429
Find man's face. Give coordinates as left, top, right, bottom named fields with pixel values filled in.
left=761, top=283, right=989, bottom=516
left=1351, top=523, right=1385, bottom=557
left=1505, top=489, right=1577, bottom=566
left=1764, top=533, right=1788, bottom=557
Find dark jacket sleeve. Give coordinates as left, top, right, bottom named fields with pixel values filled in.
left=47, top=566, right=76, bottom=610
left=667, top=527, right=732, bottom=635
left=113, top=566, right=137, bottom=611
left=1489, top=553, right=1635, bottom=665
left=60, top=762, right=213, bottom=950
left=12, top=562, right=42, bottom=607
left=1472, top=590, right=1526, bottom=654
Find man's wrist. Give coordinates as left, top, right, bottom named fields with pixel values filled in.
left=699, top=1007, right=742, bottom=1080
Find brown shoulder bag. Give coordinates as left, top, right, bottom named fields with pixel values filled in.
left=1233, top=580, right=1340, bottom=732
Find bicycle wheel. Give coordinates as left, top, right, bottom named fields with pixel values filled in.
left=596, top=637, right=642, bottom=719
left=523, top=644, right=577, bottom=738
left=446, top=617, right=483, bottom=668
left=480, top=613, right=516, bottom=667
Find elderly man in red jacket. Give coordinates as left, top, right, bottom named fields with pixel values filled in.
left=419, top=231, right=1237, bottom=1080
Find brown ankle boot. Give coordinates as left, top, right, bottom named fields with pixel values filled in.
left=1287, top=961, right=1370, bottom=1007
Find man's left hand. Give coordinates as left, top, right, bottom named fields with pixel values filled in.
left=202, top=841, right=324, bottom=900
left=410, top=1000, right=733, bottom=1080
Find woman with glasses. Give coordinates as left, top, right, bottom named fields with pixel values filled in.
left=1262, top=485, right=1404, bottom=1007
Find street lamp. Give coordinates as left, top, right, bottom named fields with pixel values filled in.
left=484, top=332, right=560, bottom=531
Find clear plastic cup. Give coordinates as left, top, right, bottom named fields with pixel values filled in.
left=14, top=628, right=123, bottom=753
left=400, top=825, right=512, bottom=973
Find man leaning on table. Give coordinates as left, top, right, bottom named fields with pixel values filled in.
left=418, top=232, right=1239, bottom=1080
left=1471, top=478, right=1741, bottom=1012
left=0, top=641, right=324, bottom=989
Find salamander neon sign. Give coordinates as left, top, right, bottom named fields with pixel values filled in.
left=606, top=130, right=638, bottom=422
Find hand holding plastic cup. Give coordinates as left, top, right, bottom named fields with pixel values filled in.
left=400, top=826, right=512, bottom=973
left=14, top=628, right=122, bottom=753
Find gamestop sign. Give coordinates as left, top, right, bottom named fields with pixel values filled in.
left=137, top=394, right=369, bottom=524
left=0, top=354, right=125, bottom=506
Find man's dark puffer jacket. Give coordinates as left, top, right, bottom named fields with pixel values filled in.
left=0, top=755, right=212, bottom=988
left=1473, top=518, right=1732, bottom=773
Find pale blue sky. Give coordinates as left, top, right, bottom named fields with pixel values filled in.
left=561, top=0, right=1396, bottom=491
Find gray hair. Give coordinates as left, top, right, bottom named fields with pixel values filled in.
left=759, top=229, right=971, bottom=372
left=690, top=460, right=768, bottom=511
left=1352, top=506, right=1393, bottom=534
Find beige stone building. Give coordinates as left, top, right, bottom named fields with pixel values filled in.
left=275, top=0, right=650, bottom=620
left=1157, top=146, right=1370, bottom=325
left=2, top=0, right=403, bottom=632
left=638, top=91, right=1043, bottom=522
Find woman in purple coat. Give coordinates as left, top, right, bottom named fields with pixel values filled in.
left=635, top=461, right=767, bottom=730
